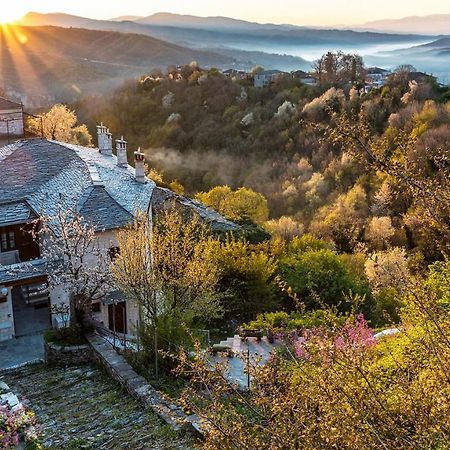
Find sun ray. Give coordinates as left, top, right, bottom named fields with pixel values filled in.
left=0, top=24, right=48, bottom=101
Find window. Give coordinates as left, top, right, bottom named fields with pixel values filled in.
left=92, top=302, right=101, bottom=313
left=1, top=231, right=16, bottom=252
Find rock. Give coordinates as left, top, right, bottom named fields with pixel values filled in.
left=1, top=392, right=20, bottom=408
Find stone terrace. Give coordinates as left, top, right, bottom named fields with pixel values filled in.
left=1, top=363, right=191, bottom=449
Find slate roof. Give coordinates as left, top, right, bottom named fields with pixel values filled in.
left=78, top=185, right=134, bottom=230
left=0, top=139, right=236, bottom=233
left=0, top=139, right=155, bottom=233
left=0, top=258, right=47, bottom=284
left=0, top=97, right=22, bottom=111
left=0, top=138, right=237, bottom=284
left=151, top=186, right=239, bottom=232
left=0, top=200, right=37, bottom=227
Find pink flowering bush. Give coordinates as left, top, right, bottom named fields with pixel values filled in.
left=292, top=313, right=377, bottom=362
left=0, top=403, right=41, bottom=449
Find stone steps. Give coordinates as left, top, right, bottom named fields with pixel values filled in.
left=1, top=363, right=191, bottom=449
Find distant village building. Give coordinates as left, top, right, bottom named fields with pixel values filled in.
left=0, top=128, right=237, bottom=341
left=291, top=70, right=317, bottom=86
left=0, top=97, right=24, bottom=139
left=365, top=67, right=391, bottom=93
left=254, top=70, right=288, bottom=88
left=222, top=69, right=249, bottom=80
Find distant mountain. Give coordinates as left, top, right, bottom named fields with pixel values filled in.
left=0, top=25, right=232, bottom=106
left=110, top=15, right=143, bottom=22
left=210, top=48, right=311, bottom=71
left=356, top=14, right=450, bottom=35
left=417, top=37, right=450, bottom=48
left=19, top=12, right=431, bottom=48
left=16, top=12, right=442, bottom=81
left=133, top=12, right=285, bottom=31
left=19, top=12, right=106, bottom=29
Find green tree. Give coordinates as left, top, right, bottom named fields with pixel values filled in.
left=174, top=262, right=450, bottom=449
left=280, top=248, right=371, bottom=311
left=112, top=208, right=223, bottom=326
left=214, top=238, right=279, bottom=320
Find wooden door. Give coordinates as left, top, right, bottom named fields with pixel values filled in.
left=108, top=302, right=127, bottom=334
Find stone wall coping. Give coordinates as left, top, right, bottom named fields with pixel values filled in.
left=45, top=342, right=90, bottom=352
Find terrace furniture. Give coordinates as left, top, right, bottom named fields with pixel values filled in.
left=209, top=344, right=234, bottom=357
left=239, top=328, right=263, bottom=342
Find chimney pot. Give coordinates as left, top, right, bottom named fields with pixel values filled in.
left=134, top=148, right=146, bottom=183
left=97, top=123, right=112, bottom=155
left=116, top=137, right=128, bottom=167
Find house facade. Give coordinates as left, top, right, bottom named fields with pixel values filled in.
left=0, top=126, right=238, bottom=341
left=0, top=97, right=24, bottom=140
left=254, top=70, right=288, bottom=88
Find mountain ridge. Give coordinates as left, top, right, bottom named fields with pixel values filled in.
left=19, top=11, right=433, bottom=42
left=355, top=13, right=450, bottom=35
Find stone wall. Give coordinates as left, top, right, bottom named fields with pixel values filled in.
left=0, top=287, right=14, bottom=341
left=44, top=342, right=92, bottom=367
left=0, top=110, right=24, bottom=137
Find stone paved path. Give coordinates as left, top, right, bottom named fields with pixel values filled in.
left=210, top=335, right=279, bottom=389
left=0, top=333, right=44, bottom=370
left=1, top=363, right=191, bottom=449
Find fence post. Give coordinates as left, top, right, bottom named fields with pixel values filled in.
left=112, top=303, right=116, bottom=349
left=247, top=342, right=251, bottom=390
left=154, top=325, right=159, bottom=381
left=123, top=310, right=126, bottom=352
left=136, top=320, right=140, bottom=353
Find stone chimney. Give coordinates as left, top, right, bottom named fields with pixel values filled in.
left=134, top=148, right=146, bottom=183
left=96, top=123, right=112, bottom=155
left=116, top=136, right=128, bottom=167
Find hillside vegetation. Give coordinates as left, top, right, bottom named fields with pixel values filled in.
left=76, top=59, right=450, bottom=264
left=32, top=54, right=450, bottom=448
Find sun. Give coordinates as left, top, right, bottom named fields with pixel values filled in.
left=1, top=7, right=24, bottom=24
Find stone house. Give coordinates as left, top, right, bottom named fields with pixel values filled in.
left=364, top=67, right=391, bottom=93
left=0, top=97, right=24, bottom=140
left=291, top=70, right=317, bottom=86
left=222, top=69, right=250, bottom=81
left=0, top=126, right=237, bottom=341
left=254, top=70, right=288, bottom=88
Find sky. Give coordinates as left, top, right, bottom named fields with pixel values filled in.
left=3, top=0, right=450, bottom=26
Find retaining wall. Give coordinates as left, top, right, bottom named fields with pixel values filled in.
left=44, top=342, right=92, bottom=367
left=86, top=333, right=203, bottom=437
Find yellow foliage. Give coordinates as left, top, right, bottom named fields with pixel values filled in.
left=196, top=185, right=269, bottom=224
left=112, top=208, right=222, bottom=322
left=28, top=104, right=92, bottom=146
